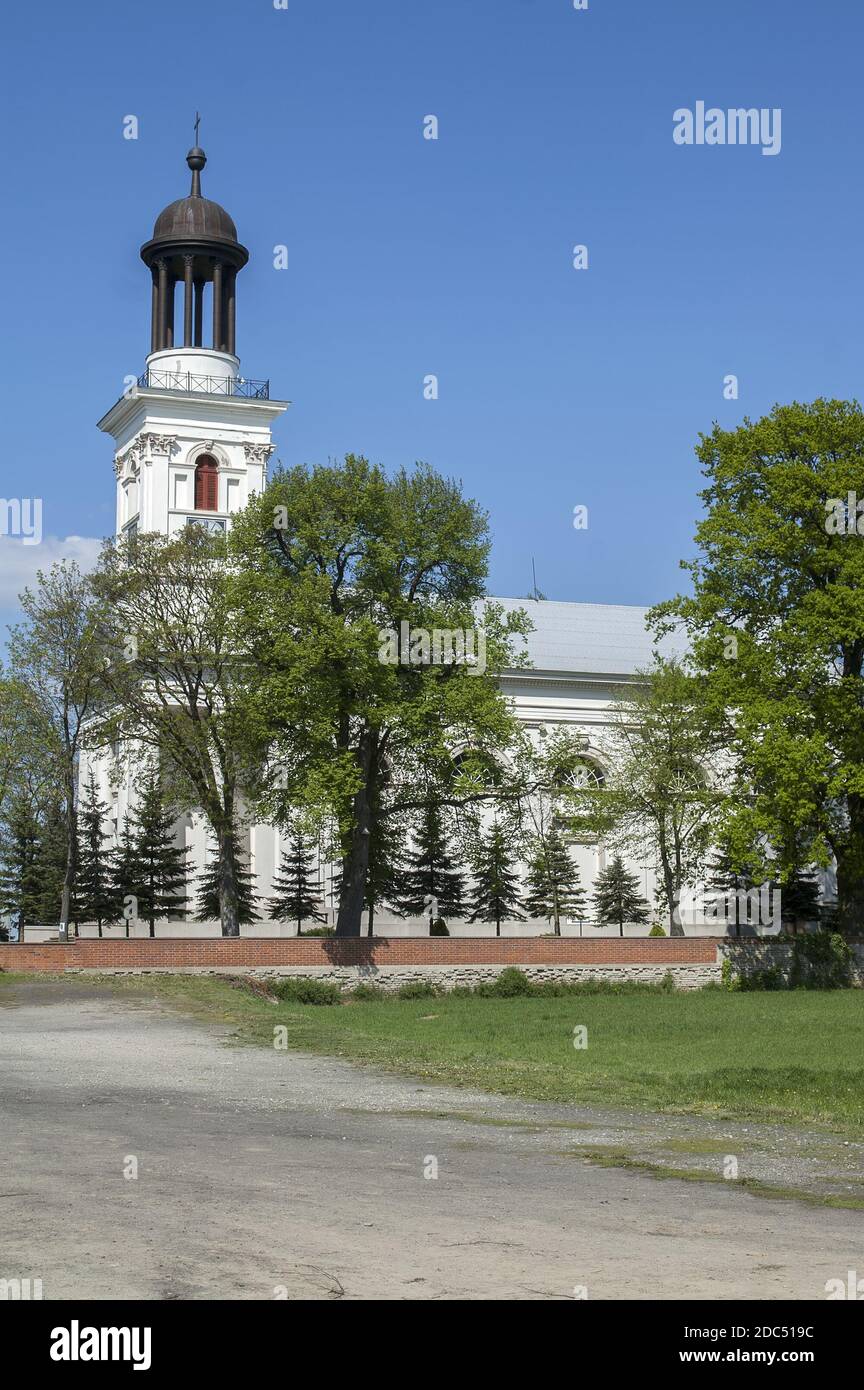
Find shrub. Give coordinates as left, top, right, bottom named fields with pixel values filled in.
left=722, top=932, right=854, bottom=992
left=486, top=967, right=532, bottom=998
left=648, top=923, right=666, bottom=937
left=350, top=982, right=385, bottom=1002
left=273, top=977, right=342, bottom=1006
left=789, top=931, right=853, bottom=990
left=300, top=926, right=335, bottom=937
left=396, top=980, right=438, bottom=1000
left=430, top=918, right=450, bottom=937
left=735, top=965, right=785, bottom=992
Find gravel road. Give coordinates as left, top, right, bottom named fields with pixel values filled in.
left=0, top=979, right=861, bottom=1300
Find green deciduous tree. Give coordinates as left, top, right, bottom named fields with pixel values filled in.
left=90, top=528, right=264, bottom=937
left=8, top=562, right=105, bottom=933
left=228, top=456, right=530, bottom=936
left=572, top=659, right=721, bottom=934
left=592, top=855, right=650, bottom=936
left=652, top=399, right=864, bottom=931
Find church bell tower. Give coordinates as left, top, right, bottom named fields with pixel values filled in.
left=98, top=143, right=288, bottom=537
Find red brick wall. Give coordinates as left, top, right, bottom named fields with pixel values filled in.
left=1, top=936, right=720, bottom=972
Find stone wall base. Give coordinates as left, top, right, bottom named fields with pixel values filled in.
left=66, top=962, right=721, bottom=991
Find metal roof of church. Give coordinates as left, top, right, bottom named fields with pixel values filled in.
left=488, top=597, right=689, bottom=677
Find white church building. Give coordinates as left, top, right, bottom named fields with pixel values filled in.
left=77, top=146, right=698, bottom=939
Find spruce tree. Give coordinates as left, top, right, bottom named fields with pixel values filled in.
left=75, top=772, right=118, bottom=936
left=466, top=820, right=524, bottom=937
left=524, top=827, right=587, bottom=935
left=31, top=799, right=70, bottom=929
left=779, top=865, right=822, bottom=931
left=705, top=848, right=756, bottom=931
left=592, top=855, right=650, bottom=937
left=196, top=832, right=259, bottom=925
left=0, top=796, right=44, bottom=929
left=111, top=817, right=141, bottom=938
left=128, top=769, right=189, bottom=937
left=391, top=803, right=466, bottom=929
left=268, top=832, right=326, bottom=933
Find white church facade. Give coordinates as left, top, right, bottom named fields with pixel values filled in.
left=76, top=146, right=698, bottom=939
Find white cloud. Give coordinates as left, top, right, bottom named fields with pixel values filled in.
left=0, top=534, right=104, bottom=608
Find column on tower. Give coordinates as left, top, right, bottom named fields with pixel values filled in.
left=156, top=259, right=169, bottom=351
left=193, top=275, right=205, bottom=347
left=226, top=268, right=237, bottom=356
left=181, top=255, right=193, bottom=347
left=165, top=271, right=175, bottom=349
left=212, top=260, right=224, bottom=352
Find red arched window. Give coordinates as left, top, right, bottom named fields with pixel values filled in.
left=194, top=455, right=219, bottom=512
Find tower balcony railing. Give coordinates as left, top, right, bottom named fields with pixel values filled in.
left=138, top=368, right=270, bottom=400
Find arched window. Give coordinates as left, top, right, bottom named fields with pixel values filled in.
left=194, top=455, right=219, bottom=512
left=554, top=757, right=605, bottom=792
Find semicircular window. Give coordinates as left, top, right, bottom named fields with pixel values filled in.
left=555, top=757, right=605, bottom=791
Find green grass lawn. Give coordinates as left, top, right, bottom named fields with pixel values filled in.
left=50, top=973, right=863, bottom=1134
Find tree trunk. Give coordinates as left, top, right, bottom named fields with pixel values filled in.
left=219, top=827, right=240, bottom=938
left=335, top=737, right=373, bottom=937
left=836, top=812, right=864, bottom=932
left=666, top=871, right=684, bottom=936
left=61, top=775, right=77, bottom=939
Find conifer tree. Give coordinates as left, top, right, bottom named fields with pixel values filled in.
left=391, top=803, right=466, bottom=928
left=779, top=865, right=822, bottom=931
left=0, top=795, right=44, bottom=929
left=592, top=855, right=650, bottom=936
left=127, top=768, right=189, bottom=937
left=75, top=772, right=118, bottom=936
left=196, top=831, right=258, bottom=925
left=524, top=827, right=586, bottom=935
left=111, top=817, right=141, bottom=938
left=466, top=820, right=524, bottom=937
left=704, top=847, right=757, bottom=900
left=31, top=799, right=70, bottom=929
left=268, top=832, right=326, bottom=933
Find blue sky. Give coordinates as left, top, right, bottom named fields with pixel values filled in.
left=1, top=0, right=862, bottom=630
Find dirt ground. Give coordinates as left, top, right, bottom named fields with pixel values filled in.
left=0, top=978, right=861, bottom=1300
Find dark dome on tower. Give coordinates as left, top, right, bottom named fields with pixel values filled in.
left=143, top=148, right=245, bottom=257
left=152, top=194, right=238, bottom=244
left=151, top=149, right=239, bottom=245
